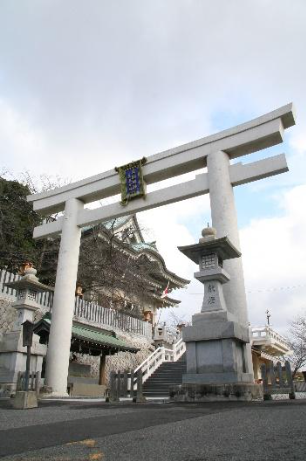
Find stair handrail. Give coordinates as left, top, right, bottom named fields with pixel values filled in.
left=172, top=338, right=186, bottom=361
left=133, top=338, right=186, bottom=386
left=134, top=346, right=172, bottom=379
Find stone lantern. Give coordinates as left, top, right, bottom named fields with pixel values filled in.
left=7, top=266, right=53, bottom=332
left=0, top=267, right=53, bottom=396
left=171, top=226, right=259, bottom=401
left=182, top=226, right=240, bottom=317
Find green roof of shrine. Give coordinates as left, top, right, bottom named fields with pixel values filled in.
left=131, top=242, right=158, bottom=253
left=81, top=216, right=132, bottom=234
left=72, top=322, right=138, bottom=351
left=34, top=317, right=139, bottom=353
left=103, top=216, right=131, bottom=230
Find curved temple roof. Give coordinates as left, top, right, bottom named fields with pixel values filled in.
left=34, top=316, right=139, bottom=353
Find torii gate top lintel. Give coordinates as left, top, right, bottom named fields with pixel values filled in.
left=28, top=103, right=295, bottom=239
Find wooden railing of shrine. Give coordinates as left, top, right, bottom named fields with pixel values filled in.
left=74, top=297, right=152, bottom=339
left=0, top=269, right=152, bottom=340
left=261, top=361, right=295, bottom=400
left=107, top=369, right=146, bottom=403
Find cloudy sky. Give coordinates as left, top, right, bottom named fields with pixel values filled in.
left=1, top=0, right=306, bottom=334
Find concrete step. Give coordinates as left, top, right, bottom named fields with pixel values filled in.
left=144, top=377, right=183, bottom=384
left=143, top=355, right=186, bottom=395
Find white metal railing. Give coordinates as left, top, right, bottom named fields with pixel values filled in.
left=133, top=338, right=186, bottom=386
left=0, top=268, right=152, bottom=340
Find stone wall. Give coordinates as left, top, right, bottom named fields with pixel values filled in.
left=0, top=297, right=16, bottom=341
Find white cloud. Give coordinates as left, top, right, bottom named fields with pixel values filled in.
left=1, top=0, right=306, bottom=337
left=241, top=185, right=306, bottom=334
left=0, top=98, right=45, bottom=166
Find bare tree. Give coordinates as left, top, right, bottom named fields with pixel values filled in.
left=287, top=311, right=306, bottom=379
left=77, top=221, right=161, bottom=318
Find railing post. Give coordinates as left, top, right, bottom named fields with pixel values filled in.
left=261, top=364, right=271, bottom=400
left=285, top=361, right=296, bottom=400
left=277, top=362, right=284, bottom=387
left=269, top=364, right=276, bottom=387
left=130, top=370, right=135, bottom=399
left=117, top=370, right=122, bottom=398
left=35, top=371, right=41, bottom=394
left=161, top=346, right=166, bottom=362
left=134, top=369, right=146, bottom=403
left=107, top=371, right=119, bottom=402
left=123, top=370, right=128, bottom=397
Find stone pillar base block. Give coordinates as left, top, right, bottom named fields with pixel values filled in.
left=133, top=395, right=147, bottom=403
left=170, top=383, right=262, bottom=402
left=13, top=391, right=38, bottom=409
left=39, top=387, right=70, bottom=399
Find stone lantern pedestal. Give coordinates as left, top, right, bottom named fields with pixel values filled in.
left=170, top=227, right=260, bottom=401
left=0, top=268, right=52, bottom=396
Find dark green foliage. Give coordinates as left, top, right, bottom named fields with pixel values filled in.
left=0, top=177, right=58, bottom=282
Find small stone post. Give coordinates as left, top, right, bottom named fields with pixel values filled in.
left=130, top=370, right=135, bottom=400
left=261, top=364, right=272, bottom=400
left=107, top=371, right=119, bottom=402
left=134, top=368, right=146, bottom=403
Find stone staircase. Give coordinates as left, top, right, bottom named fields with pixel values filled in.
left=143, top=353, right=186, bottom=397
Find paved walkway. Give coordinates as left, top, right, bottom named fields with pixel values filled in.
left=0, top=398, right=306, bottom=460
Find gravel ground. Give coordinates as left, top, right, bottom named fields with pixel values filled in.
left=0, top=399, right=138, bottom=430
left=0, top=399, right=305, bottom=460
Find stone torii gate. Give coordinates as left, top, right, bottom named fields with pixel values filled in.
left=28, top=103, right=295, bottom=396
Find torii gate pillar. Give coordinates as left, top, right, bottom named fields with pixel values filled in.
left=207, top=150, right=249, bottom=325
left=208, top=150, right=255, bottom=376
left=46, top=199, right=83, bottom=396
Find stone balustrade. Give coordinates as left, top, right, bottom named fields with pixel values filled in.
left=251, top=326, right=291, bottom=355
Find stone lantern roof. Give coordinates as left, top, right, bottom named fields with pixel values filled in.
left=5, top=267, right=54, bottom=293
left=178, top=235, right=241, bottom=264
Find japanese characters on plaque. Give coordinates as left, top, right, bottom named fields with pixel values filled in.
left=207, top=283, right=216, bottom=304
left=200, top=253, right=216, bottom=270
left=115, top=157, right=147, bottom=205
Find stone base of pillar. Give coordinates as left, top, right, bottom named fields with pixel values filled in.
left=182, top=313, right=255, bottom=385
left=40, top=391, right=70, bottom=399
left=0, top=331, right=46, bottom=395
left=169, top=382, right=262, bottom=402
left=13, top=390, right=38, bottom=409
